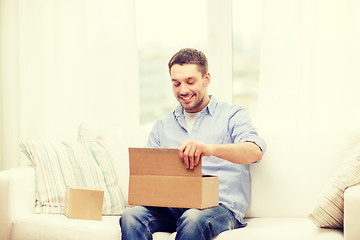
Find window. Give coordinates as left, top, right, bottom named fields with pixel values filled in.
left=232, top=0, right=263, bottom=122
left=135, top=0, right=207, bottom=125
left=136, top=0, right=262, bottom=125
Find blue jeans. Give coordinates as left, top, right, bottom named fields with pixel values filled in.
left=119, top=204, right=245, bottom=240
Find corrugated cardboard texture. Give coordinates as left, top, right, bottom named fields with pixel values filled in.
left=64, top=187, right=104, bottom=221
left=128, top=148, right=219, bottom=209
left=129, top=148, right=201, bottom=177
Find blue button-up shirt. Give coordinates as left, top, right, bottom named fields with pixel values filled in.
left=146, top=96, right=266, bottom=224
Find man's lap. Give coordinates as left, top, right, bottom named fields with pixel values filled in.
left=120, top=204, right=243, bottom=236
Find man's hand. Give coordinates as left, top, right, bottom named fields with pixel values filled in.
left=178, top=140, right=213, bottom=170
left=178, top=140, right=263, bottom=169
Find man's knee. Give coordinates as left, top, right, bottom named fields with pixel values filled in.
left=120, top=206, right=148, bottom=228
left=176, top=209, right=211, bottom=240
left=120, top=206, right=155, bottom=240
left=177, top=209, right=207, bottom=230
left=176, top=207, right=239, bottom=240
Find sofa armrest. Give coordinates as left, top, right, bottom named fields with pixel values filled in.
left=0, top=166, right=35, bottom=240
left=344, top=182, right=360, bottom=240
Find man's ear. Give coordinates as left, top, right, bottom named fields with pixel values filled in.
left=204, top=72, right=211, bottom=87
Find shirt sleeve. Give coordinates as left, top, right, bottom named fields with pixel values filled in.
left=145, top=119, right=162, bottom=148
left=229, top=107, right=267, bottom=154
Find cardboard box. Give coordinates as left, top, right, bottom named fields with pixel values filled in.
left=64, top=186, right=104, bottom=221
left=128, top=148, right=219, bottom=209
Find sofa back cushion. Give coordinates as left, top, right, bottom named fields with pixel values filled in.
left=246, top=131, right=360, bottom=218
left=77, top=123, right=151, bottom=204
left=78, top=123, right=360, bottom=219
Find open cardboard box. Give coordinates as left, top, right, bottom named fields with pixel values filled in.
left=128, top=148, right=219, bottom=209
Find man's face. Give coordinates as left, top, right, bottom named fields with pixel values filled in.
left=170, top=64, right=210, bottom=113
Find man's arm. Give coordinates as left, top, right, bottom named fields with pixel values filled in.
left=178, top=140, right=263, bottom=170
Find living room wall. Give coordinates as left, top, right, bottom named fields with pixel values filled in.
left=0, top=0, right=139, bottom=170
left=1, top=0, right=360, bottom=171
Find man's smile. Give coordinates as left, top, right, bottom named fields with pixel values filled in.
left=180, top=95, right=194, bottom=103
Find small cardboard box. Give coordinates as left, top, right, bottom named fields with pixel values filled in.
left=64, top=186, right=104, bottom=221
left=128, top=148, right=219, bottom=209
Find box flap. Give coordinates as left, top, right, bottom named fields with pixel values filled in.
left=129, top=148, right=201, bottom=177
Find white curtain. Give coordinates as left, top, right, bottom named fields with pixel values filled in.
left=258, top=0, right=360, bottom=134
left=0, top=0, right=139, bottom=170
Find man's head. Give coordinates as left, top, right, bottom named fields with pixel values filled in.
left=168, top=48, right=211, bottom=113
left=168, top=48, right=208, bottom=77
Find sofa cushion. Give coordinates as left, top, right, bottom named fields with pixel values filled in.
left=12, top=214, right=174, bottom=240
left=77, top=122, right=151, bottom=203
left=246, top=132, right=360, bottom=218
left=19, top=140, right=125, bottom=215
left=215, top=218, right=343, bottom=240
left=12, top=214, right=121, bottom=240
left=308, top=143, right=360, bottom=228
left=11, top=215, right=342, bottom=240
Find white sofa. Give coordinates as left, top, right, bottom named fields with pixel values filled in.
left=1, top=123, right=360, bottom=240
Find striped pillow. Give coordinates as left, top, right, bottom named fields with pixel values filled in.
left=308, top=153, right=360, bottom=228
left=20, top=140, right=126, bottom=215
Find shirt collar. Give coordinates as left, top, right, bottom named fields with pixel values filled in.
left=173, top=95, right=217, bottom=119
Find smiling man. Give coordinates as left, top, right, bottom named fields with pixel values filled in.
left=120, top=48, right=266, bottom=240
left=171, top=61, right=210, bottom=113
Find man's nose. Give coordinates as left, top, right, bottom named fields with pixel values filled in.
left=179, top=84, right=189, bottom=95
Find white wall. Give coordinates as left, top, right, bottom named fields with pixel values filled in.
left=207, top=0, right=233, bottom=104
left=0, top=0, right=20, bottom=170
left=258, top=0, right=360, bottom=134
left=0, top=0, right=139, bottom=170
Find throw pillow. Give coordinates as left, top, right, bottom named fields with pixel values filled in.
left=20, top=140, right=126, bottom=215
left=308, top=150, right=360, bottom=228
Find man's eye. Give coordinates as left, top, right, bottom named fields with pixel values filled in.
left=187, top=82, right=194, bottom=85
left=173, top=82, right=180, bottom=87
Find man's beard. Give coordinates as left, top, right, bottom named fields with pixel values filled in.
left=181, top=94, right=204, bottom=113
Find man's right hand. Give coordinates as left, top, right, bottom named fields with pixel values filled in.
left=178, top=140, right=213, bottom=170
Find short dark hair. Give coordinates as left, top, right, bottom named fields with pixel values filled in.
left=168, top=48, right=208, bottom=77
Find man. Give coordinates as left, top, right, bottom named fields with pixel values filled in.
left=120, top=48, right=266, bottom=240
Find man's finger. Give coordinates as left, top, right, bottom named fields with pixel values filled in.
left=183, top=144, right=191, bottom=169
left=187, top=144, right=197, bottom=170
left=194, top=147, right=201, bottom=167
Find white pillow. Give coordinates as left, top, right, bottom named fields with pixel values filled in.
left=308, top=144, right=360, bottom=228
left=20, top=140, right=126, bottom=215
